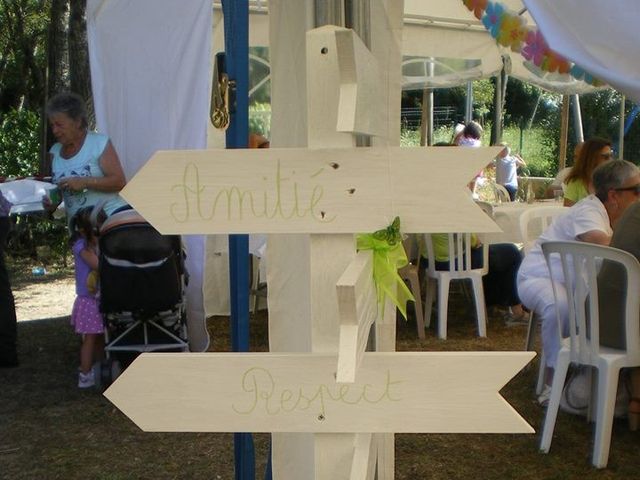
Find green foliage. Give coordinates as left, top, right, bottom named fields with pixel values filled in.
left=7, top=214, right=69, bottom=266
left=400, top=129, right=421, bottom=146
left=579, top=90, right=621, bottom=138
left=502, top=127, right=557, bottom=177
left=249, top=103, right=271, bottom=138
left=0, top=0, right=50, bottom=111
left=430, top=79, right=495, bottom=124
left=400, top=124, right=558, bottom=178
left=249, top=47, right=271, bottom=105
left=504, top=79, right=538, bottom=127
left=471, top=79, right=494, bottom=120
left=0, top=109, right=40, bottom=177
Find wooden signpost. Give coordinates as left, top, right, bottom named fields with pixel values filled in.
left=106, top=26, right=534, bottom=480
left=120, top=145, right=504, bottom=235
left=105, top=352, right=534, bottom=433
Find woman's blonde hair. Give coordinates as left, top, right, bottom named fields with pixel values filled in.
left=565, top=137, right=612, bottom=186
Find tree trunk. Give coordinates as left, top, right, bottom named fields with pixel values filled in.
left=69, top=0, right=94, bottom=128
left=47, top=0, right=69, bottom=98
left=42, top=0, right=69, bottom=174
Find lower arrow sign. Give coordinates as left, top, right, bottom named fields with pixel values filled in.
left=104, top=352, right=535, bottom=434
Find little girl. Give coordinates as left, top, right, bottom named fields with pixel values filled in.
left=69, top=207, right=103, bottom=388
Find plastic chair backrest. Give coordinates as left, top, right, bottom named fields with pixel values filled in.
left=541, top=241, right=640, bottom=363
left=424, top=233, right=488, bottom=276
left=475, top=200, right=495, bottom=219
left=519, top=205, right=566, bottom=253
left=493, top=183, right=511, bottom=203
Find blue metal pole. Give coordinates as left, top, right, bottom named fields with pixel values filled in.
left=221, top=1, right=254, bottom=479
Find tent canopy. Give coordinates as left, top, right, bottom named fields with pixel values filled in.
left=216, top=0, right=605, bottom=95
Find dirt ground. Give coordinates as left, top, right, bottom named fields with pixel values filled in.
left=5, top=260, right=640, bottom=479
left=13, top=272, right=76, bottom=322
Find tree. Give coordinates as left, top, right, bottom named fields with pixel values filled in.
left=0, top=0, right=49, bottom=112
left=41, top=0, right=93, bottom=169
left=68, top=0, right=93, bottom=126
left=47, top=0, right=68, bottom=98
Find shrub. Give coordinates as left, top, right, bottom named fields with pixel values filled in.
left=7, top=214, right=69, bottom=266
left=0, top=109, right=40, bottom=177
left=249, top=103, right=271, bottom=138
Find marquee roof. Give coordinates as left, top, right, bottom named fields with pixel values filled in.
left=214, top=1, right=604, bottom=95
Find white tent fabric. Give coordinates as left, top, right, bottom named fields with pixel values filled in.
left=223, top=1, right=603, bottom=94
left=523, top=0, right=640, bottom=102
left=402, top=1, right=603, bottom=94
left=86, top=0, right=212, bottom=351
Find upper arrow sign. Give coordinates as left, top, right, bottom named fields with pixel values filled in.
left=120, top=146, right=503, bottom=235
left=104, top=351, right=535, bottom=434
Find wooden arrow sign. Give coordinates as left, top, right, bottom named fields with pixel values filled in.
left=120, top=146, right=503, bottom=235
left=104, top=351, right=535, bottom=434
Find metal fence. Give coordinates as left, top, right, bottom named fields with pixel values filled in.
left=400, top=106, right=457, bottom=130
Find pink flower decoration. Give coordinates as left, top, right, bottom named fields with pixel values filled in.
left=497, top=14, right=527, bottom=52
left=463, top=0, right=488, bottom=19
left=522, top=29, right=549, bottom=66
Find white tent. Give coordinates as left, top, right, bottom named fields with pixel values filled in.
left=85, top=0, right=640, bottom=352
left=214, top=0, right=607, bottom=95
left=523, top=0, right=640, bottom=102
left=86, top=1, right=640, bottom=477
left=87, top=0, right=212, bottom=351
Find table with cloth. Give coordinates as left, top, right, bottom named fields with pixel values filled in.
left=482, top=200, right=565, bottom=245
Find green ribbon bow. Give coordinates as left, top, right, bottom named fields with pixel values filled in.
left=356, top=216, right=415, bottom=320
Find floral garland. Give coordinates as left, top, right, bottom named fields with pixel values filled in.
left=462, top=0, right=604, bottom=86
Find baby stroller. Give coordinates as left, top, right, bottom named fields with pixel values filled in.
left=96, top=208, right=188, bottom=385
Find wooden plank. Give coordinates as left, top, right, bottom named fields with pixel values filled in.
left=104, top=352, right=535, bottom=434
left=119, top=146, right=503, bottom=235
left=333, top=28, right=384, bottom=137
left=349, top=433, right=377, bottom=480
left=370, top=5, right=404, bottom=476
left=336, top=251, right=379, bottom=383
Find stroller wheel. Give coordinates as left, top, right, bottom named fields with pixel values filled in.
left=100, top=359, right=122, bottom=388
left=111, top=360, right=122, bottom=382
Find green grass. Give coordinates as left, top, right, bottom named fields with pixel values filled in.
left=401, top=125, right=558, bottom=178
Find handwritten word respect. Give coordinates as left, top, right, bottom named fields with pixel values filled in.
left=232, top=367, right=402, bottom=417
left=170, top=161, right=336, bottom=223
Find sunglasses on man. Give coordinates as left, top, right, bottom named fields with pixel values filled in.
left=614, top=184, right=640, bottom=195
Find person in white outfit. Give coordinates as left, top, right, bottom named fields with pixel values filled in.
left=516, top=160, right=640, bottom=404
left=493, top=143, right=526, bottom=201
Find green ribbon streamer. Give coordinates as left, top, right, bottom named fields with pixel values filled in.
left=356, top=216, right=415, bottom=320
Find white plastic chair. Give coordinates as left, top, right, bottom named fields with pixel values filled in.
left=519, top=205, right=567, bottom=254
left=475, top=200, right=495, bottom=220
left=540, top=241, right=640, bottom=468
left=423, top=233, right=488, bottom=340
left=518, top=205, right=567, bottom=394
left=398, top=235, right=425, bottom=339
left=493, top=183, right=512, bottom=203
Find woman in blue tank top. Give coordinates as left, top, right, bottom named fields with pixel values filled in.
left=43, top=92, right=127, bottom=223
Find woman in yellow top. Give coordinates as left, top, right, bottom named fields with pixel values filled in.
left=563, top=138, right=613, bottom=206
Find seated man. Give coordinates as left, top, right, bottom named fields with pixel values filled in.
left=517, top=160, right=640, bottom=405
left=596, top=200, right=640, bottom=429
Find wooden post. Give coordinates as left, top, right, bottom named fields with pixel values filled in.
left=571, top=94, right=584, bottom=143
left=558, top=94, right=570, bottom=171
